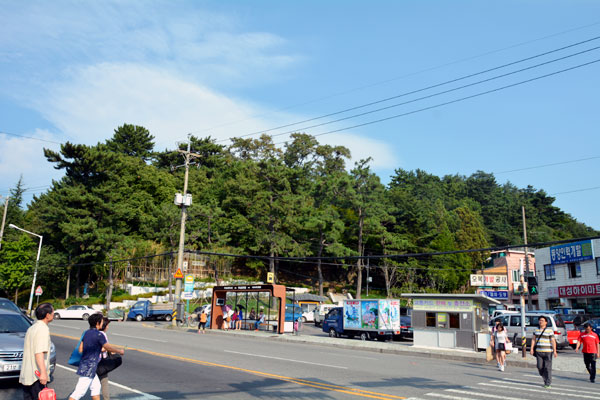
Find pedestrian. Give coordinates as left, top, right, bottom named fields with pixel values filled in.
left=197, top=310, right=207, bottom=334
left=231, top=308, right=238, bottom=329
left=20, top=303, right=54, bottom=400
left=490, top=322, right=510, bottom=371
left=254, top=310, right=265, bottom=331
left=235, top=307, right=243, bottom=330
left=575, top=322, right=600, bottom=383
left=97, top=317, right=122, bottom=400
left=530, top=315, right=557, bottom=388
left=249, top=308, right=256, bottom=320
left=68, top=313, right=125, bottom=400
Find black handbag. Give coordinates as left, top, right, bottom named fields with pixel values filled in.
left=96, top=353, right=122, bottom=377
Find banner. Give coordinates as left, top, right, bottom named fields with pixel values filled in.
left=479, top=290, right=508, bottom=300
left=550, top=240, right=594, bottom=265
left=470, top=274, right=508, bottom=287
left=558, top=284, right=600, bottom=298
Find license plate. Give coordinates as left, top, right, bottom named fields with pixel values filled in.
left=3, top=364, right=20, bottom=372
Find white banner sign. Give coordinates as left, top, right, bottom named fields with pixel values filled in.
left=470, top=274, right=508, bottom=287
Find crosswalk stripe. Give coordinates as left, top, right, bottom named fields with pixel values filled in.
left=496, top=377, right=598, bottom=392
left=478, top=382, right=599, bottom=398
left=425, top=393, right=477, bottom=400
left=445, top=389, right=522, bottom=400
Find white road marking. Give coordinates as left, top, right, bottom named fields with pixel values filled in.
left=56, top=364, right=161, bottom=399
left=223, top=350, right=348, bottom=369
left=479, top=382, right=599, bottom=398
left=52, top=324, right=79, bottom=329
left=445, top=389, right=523, bottom=400
left=425, top=393, right=477, bottom=400
left=111, top=333, right=167, bottom=343
left=497, top=377, right=595, bottom=392
left=317, top=351, right=377, bottom=360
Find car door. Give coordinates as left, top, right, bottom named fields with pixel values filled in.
left=324, top=308, right=339, bottom=331
left=64, top=306, right=77, bottom=318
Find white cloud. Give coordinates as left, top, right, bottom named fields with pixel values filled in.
left=320, top=133, right=400, bottom=170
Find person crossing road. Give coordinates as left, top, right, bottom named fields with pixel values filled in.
left=575, top=322, right=600, bottom=383
left=530, top=315, right=557, bottom=388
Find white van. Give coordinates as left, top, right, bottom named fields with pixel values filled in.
left=490, top=312, right=569, bottom=349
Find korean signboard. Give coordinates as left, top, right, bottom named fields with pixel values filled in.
left=558, top=284, right=600, bottom=298
left=470, top=274, right=508, bottom=287
left=413, top=299, right=474, bottom=312
left=550, top=240, right=594, bottom=265
left=479, top=290, right=508, bottom=300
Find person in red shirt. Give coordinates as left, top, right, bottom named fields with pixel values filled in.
left=575, top=322, right=600, bottom=383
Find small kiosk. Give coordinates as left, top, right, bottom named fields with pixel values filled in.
left=402, top=293, right=499, bottom=351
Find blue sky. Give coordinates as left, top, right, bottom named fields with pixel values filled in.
left=1, top=1, right=599, bottom=230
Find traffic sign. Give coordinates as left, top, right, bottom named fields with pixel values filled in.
left=174, top=268, right=184, bottom=279
left=35, top=286, right=43, bottom=296
left=181, top=292, right=193, bottom=300
left=184, top=274, right=194, bottom=293
left=267, top=272, right=274, bottom=283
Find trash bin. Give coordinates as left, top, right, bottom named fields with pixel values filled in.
left=176, top=302, right=185, bottom=320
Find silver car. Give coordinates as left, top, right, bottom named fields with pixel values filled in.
left=0, top=310, right=56, bottom=380
left=490, top=312, right=569, bottom=349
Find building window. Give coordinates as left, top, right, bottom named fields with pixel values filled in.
left=544, top=264, right=555, bottom=280
left=426, top=312, right=436, bottom=327
left=511, top=270, right=519, bottom=283
left=449, top=313, right=460, bottom=329
left=597, top=258, right=600, bottom=275
left=568, top=262, right=581, bottom=278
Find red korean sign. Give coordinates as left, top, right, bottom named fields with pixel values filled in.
left=558, top=283, right=600, bottom=298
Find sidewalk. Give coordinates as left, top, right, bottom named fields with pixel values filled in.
left=160, top=323, right=587, bottom=374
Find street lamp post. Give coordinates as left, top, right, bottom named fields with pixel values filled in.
left=9, top=224, right=43, bottom=316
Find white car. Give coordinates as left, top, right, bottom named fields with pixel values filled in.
left=54, top=305, right=100, bottom=320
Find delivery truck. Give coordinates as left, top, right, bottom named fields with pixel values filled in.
left=322, top=299, right=401, bottom=341
left=127, top=300, right=173, bottom=321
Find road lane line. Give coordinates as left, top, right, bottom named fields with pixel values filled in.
left=425, top=393, right=477, bottom=400
left=479, top=382, right=598, bottom=398
left=52, top=333, right=405, bottom=400
left=111, top=333, right=167, bottom=343
left=52, top=324, right=79, bottom=329
left=445, top=389, right=522, bottom=400
left=224, top=349, right=348, bottom=369
left=56, top=364, right=161, bottom=399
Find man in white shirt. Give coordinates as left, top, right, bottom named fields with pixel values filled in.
left=19, top=303, right=54, bottom=400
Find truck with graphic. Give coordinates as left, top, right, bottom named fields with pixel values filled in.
left=322, top=299, right=401, bottom=340
left=127, top=300, right=173, bottom=322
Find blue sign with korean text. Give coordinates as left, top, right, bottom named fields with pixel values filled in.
left=550, top=240, right=594, bottom=265
left=480, top=290, right=508, bottom=300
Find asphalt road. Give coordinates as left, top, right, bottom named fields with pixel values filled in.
left=0, top=320, right=593, bottom=400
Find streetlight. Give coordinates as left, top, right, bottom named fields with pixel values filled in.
left=9, top=224, right=43, bottom=316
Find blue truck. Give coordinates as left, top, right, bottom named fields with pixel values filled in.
left=127, top=300, right=173, bottom=322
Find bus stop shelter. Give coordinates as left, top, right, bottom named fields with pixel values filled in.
left=402, top=293, right=499, bottom=351
left=210, top=284, right=287, bottom=334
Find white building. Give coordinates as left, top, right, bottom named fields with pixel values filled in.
left=535, top=239, right=600, bottom=315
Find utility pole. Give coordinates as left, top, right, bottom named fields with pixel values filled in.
left=522, top=205, right=532, bottom=310
left=0, top=196, right=9, bottom=251
left=366, top=256, right=370, bottom=297
left=519, top=258, right=526, bottom=358
left=172, top=135, right=200, bottom=326
left=65, top=255, right=71, bottom=299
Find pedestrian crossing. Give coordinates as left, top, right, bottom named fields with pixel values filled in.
left=405, top=375, right=600, bottom=400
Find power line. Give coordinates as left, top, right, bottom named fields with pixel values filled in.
left=0, top=130, right=62, bottom=145
left=494, top=155, right=600, bottom=174
left=255, top=45, right=600, bottom=142
left=273, top=57, right=600, bottom=145
left=222, top=36, right=600, bottom=142
left=190, top=20, right=600, bottom=138
left=551, top=186, right=600, bottom=195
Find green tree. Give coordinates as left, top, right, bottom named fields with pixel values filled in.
left=106, top=124, right=155, bottom=161
left=0, top=234, right=34, bottom=304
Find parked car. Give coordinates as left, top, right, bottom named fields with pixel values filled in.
left=0, top=298, right=22, bottom=314
left=489, top=312, right=569, bottom=349
left=285, top=305, right=303, bottom=322
left=313, top=304, right=338, bottom=327
left=562, top=313, right=593, bottom=327
left=394, top=315, right=413, bottom=341
left=0, top=310, right=56, bottom=381
left=299, top=303, right=317, bottom=323
left=53, top=305, right=100, bottom=320
left=564, top=322, right=583, bottom=349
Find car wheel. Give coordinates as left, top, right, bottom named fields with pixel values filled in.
left=54, top=313, right=61, bottom=320
left=301, top=316, right=307, bottom=323
left=165, top=314, right=172, bottom=322
left=82, top=313, right=89, bottom=321
left=360, top=332, right=369, bottom=341
left=329, top=328, right=337, bottom=338
left=135, top=314, right=143, bottom=322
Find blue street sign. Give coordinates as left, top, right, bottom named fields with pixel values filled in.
left=550, top=240, right=594, bottom=265
left=480, top=290, right=508, bottom=300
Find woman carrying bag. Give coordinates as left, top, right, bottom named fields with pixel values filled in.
left=490, top=322, right=510, bottom=371
left=97, top=317, right=123, bottom=400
